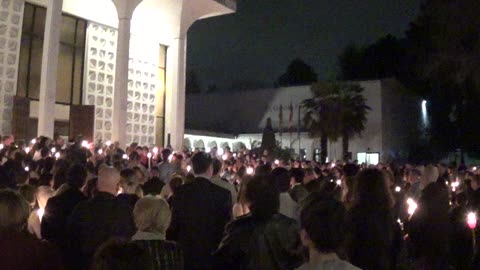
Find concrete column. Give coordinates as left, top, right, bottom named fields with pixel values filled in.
left=111, top=0, right=142, bottom=147
left=165, top=37, right=186, bottom=150
left=37, top=0, right=63, bottom=138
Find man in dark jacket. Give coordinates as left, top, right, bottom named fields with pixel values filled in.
left=66, top=166, right=135, bottom=270
left=167, top=152, right=232, bottom=270
left=41, top=164, right=87, bottom=247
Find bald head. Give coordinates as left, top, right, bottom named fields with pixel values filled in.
left=97, top=166, right=121, bottom=195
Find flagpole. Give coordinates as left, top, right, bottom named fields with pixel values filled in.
left=298, top=105, right=301, bottom=158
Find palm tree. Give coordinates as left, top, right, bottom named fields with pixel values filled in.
left=302, top=82, right=370, bottom=162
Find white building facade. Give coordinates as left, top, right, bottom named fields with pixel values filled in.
left=0, top=0, right=236, bottom=149
left=185, top=79, right=423, bottom=163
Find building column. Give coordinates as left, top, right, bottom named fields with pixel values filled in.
left=165, top=37, right=186, bottom=150
left=37, top=0, right=63, bottom=138
left=111, top=0, right=142, bottom=147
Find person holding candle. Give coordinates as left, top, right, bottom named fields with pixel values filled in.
left=405, top=182, right=451, bottom=269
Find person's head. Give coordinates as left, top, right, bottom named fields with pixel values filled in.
left=92, top=240, right=153, bottom=270
left=2, top=135, right=14, bottom=146
left=67, top=163, right=88, bottom=189
left=133, top=197, right=171, bottom=234
left=290, top=168, right=305, bottom=186
left=300, top=194, right=346, bottom=254
left=0, top=189, right=30, bottom=232
left=161, top=148, right=172, bottom=163
left=408, top=168, right=422, bottom=184
left=120, top=168, right=139, bottom=194
left=245, top=175, right=280, bottom=219
left=352, top=168, right=393, bottom=209
left=270, top=167, right=290, bottom=193
left=169, top=175, right=184, bottom=195
left=129, top=151, right=141, bottom=163
left=212, top=158, right=222, bottom=177
left=422, top=164, right=439, bottom=189
left=18, top=184, right=36, bottom=208
left=191, top=152, right=213, bottom=176
left=471, top=174, right=480, bottom=191
left=304, top=167, right=317, bottom=184
left=97, top=166, right=121, bottom=195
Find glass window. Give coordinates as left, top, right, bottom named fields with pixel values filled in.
left=18, top=3, right=86, bottom=105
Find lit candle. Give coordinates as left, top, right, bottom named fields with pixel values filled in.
left=0, top=144, right=4, bottom=150
left=37, top=208, right=45, bottom=222
left=55, top=152, right=60, bottom=159
left=98, top=149, right=103, bottom=155
left=407, top=198, right=418, bottom=216
left=187, top=165, right=192, bottom=173
left=152, top=147, right=159, bottom=155
left=105, top=140, right=112, bottom=147
left=274, top=160, right=280, bottom=165
left=168, top=154, right=174, bottom=162
left=25, top=147, right=30, bottom=153
left=81, top=140, right=89, bottom=148
left=122, top=154, right=129, bottom=160
left=336, top=179, right=342, bottom=186
left=246, top=167, right=254, bottom=175
left=31, top=139, right=36, bottom=145
left=468, top=212, right=477, bottom=230
left=222, top=154, right=228, bottom=161
left=395, top=186, right=401, bottom=193
left=24, top=166, right=29, bottom=172
left=147, top=152, right=152, bottom=170
left=217, top=148, right=224, bottom=156
left=50, top=147, right=56, bottom=154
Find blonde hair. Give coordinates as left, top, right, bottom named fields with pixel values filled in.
left=422, top=164, right=439, bottom=189
left=133, top=197, right=171, bottom=233
left=0, top=189, right=30, bottom=231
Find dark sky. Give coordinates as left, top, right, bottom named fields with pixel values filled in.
left=186, top=0, right=421, bottom=91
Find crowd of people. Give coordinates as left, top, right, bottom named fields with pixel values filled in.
left=0, top=134, right=479, bottom=270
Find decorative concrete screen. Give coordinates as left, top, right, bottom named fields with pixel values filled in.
left=85, top=22, right=159, bottom=145
left=0, top=0, right=24, bottom=135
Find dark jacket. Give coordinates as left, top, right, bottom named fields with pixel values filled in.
left=0, top=230, right=63, bottom=270
left=41, top=187, right=87, bottom=247
left=135, top=240, right=184, bottom=270
left=213, top=213, right=303, bottom=270
left=66, top=192, right=135, bottom=270
left=166, top=177, right=232, bottom=270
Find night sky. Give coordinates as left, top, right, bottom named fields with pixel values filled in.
left=186, top=0, right=421, bottom=91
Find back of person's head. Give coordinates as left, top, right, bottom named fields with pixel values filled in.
left=353, top=168, right=393, bottom=210
left=191, top=152, right=212, bottom=175
left=245, top=175, right=279, bottom=219
left=343, top=163, right=359, bottom=178
left=92, top=240, right=153, bottom=270
left=300, top=194, right=346, bottom=253
left=129, top=151, right=141, bottom=162
left=212, top=158, right=222, bottom=176
left=38, top=173, right=53, bottom=187
left=120, top=168, right=138, bottom=189
left=419, top=182, right=450, bottom=216
left=161, top=148, right=172, bottom=162
left=422, top=164, right=439, bottom=188
left=270, top=167, right=290, bottom=193
left=0, top=189, right=30, bottom=232
left=290, top=168, right=305, bottom=184
left=36, top=186, right=54, bottom=209
left=255, top=164, right=272, bottom=176
left=97, top=166, right=121, bottom=195
left=133, top=197, right=171, bottom=234
left=169, top=175, right=184, bottom=195
left=18, top=184, right=36, bottom=208
left=318, top=181, right=342, bottom=201
left=67, top=163, right=88, bottom=189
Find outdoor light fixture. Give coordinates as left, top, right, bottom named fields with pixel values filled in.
left=205, top=147, right=211, bottom=153
left=468, top=212, right=477, bottom=230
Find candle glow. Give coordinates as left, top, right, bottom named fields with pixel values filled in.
left=407, top=198, right=418, bottom=216
left=246, top=167, right=254, bottom=175
left=81, top=140, right=89, bottom=148
left=468, top=212, right=477, bottom=230
left=55, top=152, right=60, bottom=159
left=395, top=186, right=401, bottom=193
left=37, top=208, right=45, bottom=222
left=122, top=154, right=128, bottom=160
left=217, top=148, right=224, bottom=156
left=105, top=140, right=112, bottom=147
left=147, top=152, right=152, bottom=159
